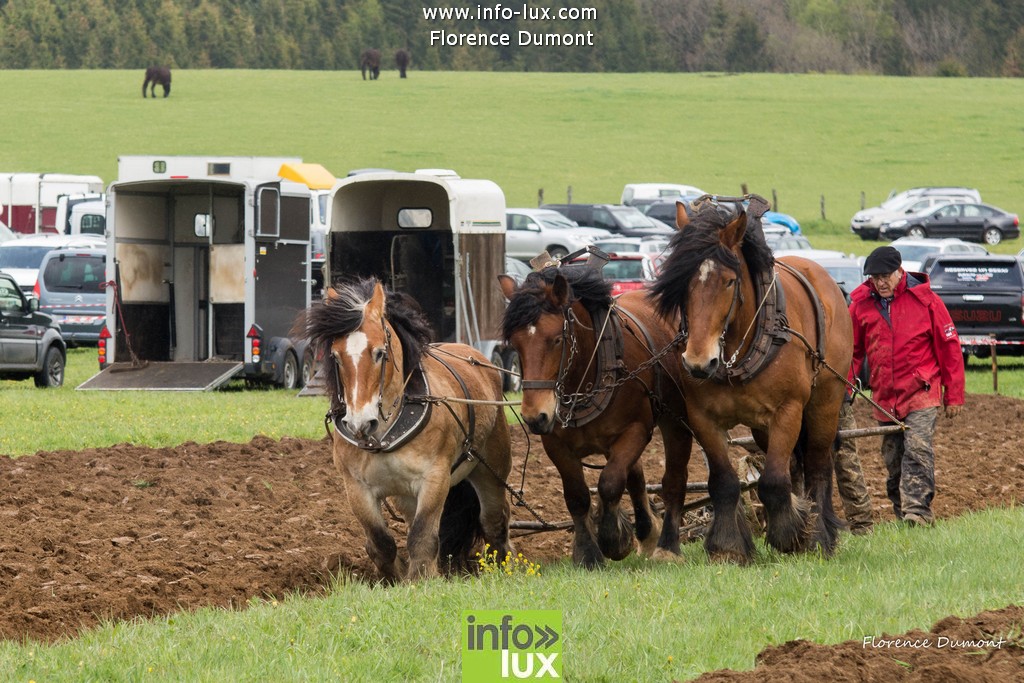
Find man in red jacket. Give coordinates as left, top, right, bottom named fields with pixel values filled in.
left=849, top=246, right=965, bottom=527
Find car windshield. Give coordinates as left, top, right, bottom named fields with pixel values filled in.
left=42, top=254, right=106, bottom=294
left=609, top=207, right=655, bottom=229
left=930, top=261, right=1023, bottom=288
left=893, top=245, right=939, bottom=261
left=603, top=259, right=645, bottom=280
left=0, top=245, right=55, bottom=269
left=825, top=266, right=864, bottom=290
left=536, top=214, right=578, bottom=230
left=596, top=241, right=639, bottom=252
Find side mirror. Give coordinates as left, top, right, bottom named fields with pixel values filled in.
left=27, top=295, right=40, bottom=312
left=194, top=214, right=213, bottom=238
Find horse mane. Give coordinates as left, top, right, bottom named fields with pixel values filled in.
left=649, top=202, right=775, bottom=319
left=303, top=277, right=434, bottom=404
left=501, top=265, right=612, bottom=341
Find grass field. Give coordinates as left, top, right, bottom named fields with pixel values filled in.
left=1, top=70, right=1023, bottom=242
left=2, top=71, right=1024, bottom=679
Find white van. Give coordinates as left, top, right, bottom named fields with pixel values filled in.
left=0, top=233, right=105, bottom=293
left=621, top=183, right=706, bottom=207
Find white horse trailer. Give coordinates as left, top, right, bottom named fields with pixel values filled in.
left=79, top=177, right=312, bottom=391
left=321, top=169, right=508, bottom=373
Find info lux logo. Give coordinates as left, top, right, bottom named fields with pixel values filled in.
left=461, top=610, right=562, bottom=681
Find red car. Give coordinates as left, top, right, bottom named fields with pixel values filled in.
left=573, top=252, right=663, bottom=296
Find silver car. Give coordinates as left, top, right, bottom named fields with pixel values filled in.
left=505, top=208, right=612, bottom=261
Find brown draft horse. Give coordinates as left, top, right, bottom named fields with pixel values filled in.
left=395, top=49, right=410, bottom=78
left=360, top=49, right=381, bottom=80
left=649, top=198, right=852, bottom=562
left=301, top=277, right=513, bottom=581
left=142, top=66, right=171, bottom=98
left=499, top=265, right=693, bottom=568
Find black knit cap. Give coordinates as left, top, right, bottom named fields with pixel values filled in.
left=863, top=246, right=902, bottom=275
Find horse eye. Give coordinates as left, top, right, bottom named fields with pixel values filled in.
left=373, top=348, right=385, bottom=363
left=725, top=278, right=737, bottom=288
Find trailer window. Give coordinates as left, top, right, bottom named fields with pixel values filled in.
left=398, top=208, right=432, bottom=229
left=257, top=187, right=280, bottom=238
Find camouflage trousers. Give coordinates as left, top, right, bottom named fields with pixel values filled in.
left=834, top=401, right=874, bottom=531
left=880, top=407, right=938, bottom=523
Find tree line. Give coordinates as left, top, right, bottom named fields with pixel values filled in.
left=1, top=0, right=1022, bottom=76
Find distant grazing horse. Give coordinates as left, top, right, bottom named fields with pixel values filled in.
left=395, top=49, right=410, bottom=78
left=142, top=66, right=171, bottom=98
left=360, top=49, right=381, bottom=80
left=650, top=196, right=852, bottom=562
left=499, top=264, right=693, bottom=568
left=300, top=277, right=513, bottom=582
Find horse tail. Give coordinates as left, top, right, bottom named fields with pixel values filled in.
left=438, top=479, right=483, bottom=574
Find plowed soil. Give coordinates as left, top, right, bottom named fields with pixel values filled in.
left=2, top=394, right=1022, bottom=679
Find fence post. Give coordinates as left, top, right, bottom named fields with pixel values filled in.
left=991, top=334, right=998, bottom=393
left=537, top=188, right=544, bottom=207
left=567, top=186, right=572, bottom=203
left=771, top=189, right=778, bottom=210
left=860, top=191, right=866, bottom=210
left=820, top=195, right=826, bottom=220
left=741, top=183, right=748, bottom=195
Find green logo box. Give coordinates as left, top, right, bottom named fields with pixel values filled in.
left=461, top=609, right=563, bottom=681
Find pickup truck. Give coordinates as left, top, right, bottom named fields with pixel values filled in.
left=926, top=254, right=1024, bottom=357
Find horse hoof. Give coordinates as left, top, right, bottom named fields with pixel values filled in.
left=649, top=547, right=686, bottom=563
left=708, top=549, right=750, bottom=566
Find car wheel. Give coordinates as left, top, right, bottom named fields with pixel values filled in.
left=983, top=227, right=1003, bottom=245
left=548, top=246, right=569, bottom=260
left=34, top=346, right=65, bottom=388
left=280, top=352, right=299, bottom=390
left=503, top=348, right=523, bottom=393
left=907, top=226, right=927, bottom=239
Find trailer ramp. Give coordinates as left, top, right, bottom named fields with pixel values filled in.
left=77, top=361, right=244, bottom=391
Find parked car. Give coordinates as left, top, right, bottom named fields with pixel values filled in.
left=504, top=254, right=533, bottom=284
left=927, top=254, right=1024, bottom=357
left=762, top=210, right=801, bottom=234
left=541, top=204, right=675, bottom=238
left=505, top=208, right=611, bottom=260
left=889, top=237, right=988, bottom=273
left=880, top=202, right=1019, bottom=245
left=0, top=233, right=105, bottom=293
left=592, top=236, right=670, bottom=256
left=0, top=271, right=66, bottom=387
left=850, top=193, right=976, bottom=241
left=808, top=254, right=865, bottom=295
left=639, top=199, right=687, bottom=229
left=621, top=183, right=705, bottom=207
left=768, top=234, right=847, bottom=260
left=35, top=245, right=107, bottom=345
left=573, top=252, right=661, bottom=296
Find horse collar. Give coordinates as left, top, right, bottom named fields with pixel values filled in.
left=330, top=362, right=432, bottom=453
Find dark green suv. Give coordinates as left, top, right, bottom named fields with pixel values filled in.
left=0, top=271, right=66, bottom=387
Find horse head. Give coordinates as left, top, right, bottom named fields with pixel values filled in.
left=651, top=200, right=770, bottom=380
left=324, top=281, right=402, bottom=440
left=500, top=267, right=611, bottom=434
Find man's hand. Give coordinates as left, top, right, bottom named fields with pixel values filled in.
left=945, top=404, right=963, bottom=419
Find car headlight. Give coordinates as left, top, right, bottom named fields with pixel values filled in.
left=887, top=219, right=908, bottom=229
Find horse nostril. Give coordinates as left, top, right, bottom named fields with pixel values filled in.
left=366, top=419, right=379, bottom=435
left=706, top=357, right=719, bottom=375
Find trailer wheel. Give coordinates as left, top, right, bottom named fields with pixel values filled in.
left=301, top=350, right=316, bottom=387
left=34, top=346, right=65, bottom=388
left=280, top=352, right=299, bottom=390
left=502, top=348, right=522, bottom=393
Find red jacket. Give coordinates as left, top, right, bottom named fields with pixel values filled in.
left=849, top=271, right=965, bottom=421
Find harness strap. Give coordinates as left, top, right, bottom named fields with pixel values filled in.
left=558, top=304, right=622, bottom=428
left=429, top=350, right=478, bottom=474
left=776, top=261, right=827, bottom=364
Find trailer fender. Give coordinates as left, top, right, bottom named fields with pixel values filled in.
left=266, top=336, right=309, bottom=389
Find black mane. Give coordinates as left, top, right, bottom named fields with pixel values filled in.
left=649, top=202, right=775, bottom=319
left=301, top=277, right=433, bottom=405
left=501, top=265, right=613, bottom=341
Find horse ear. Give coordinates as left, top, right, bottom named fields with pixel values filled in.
left=675, top=201, right=691, bottom=231
left=550, top=273, right=570, bottom=308
left=325, top=287, right=340, bottom=301
left=721, top=211, right=749, bottom=249
left=367, top=282, right=386, bottom=322
left=497, top=274, right=518, bottom=300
